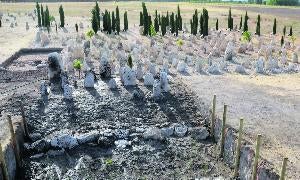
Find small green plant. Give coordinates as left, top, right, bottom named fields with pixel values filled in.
left=86, top=29, right=95, bottom=39
left=73, top=59, right=83, bottom=78
left=49, top=15, right=55, bottom=24
left=176, top=39, right=184, bottom=47
left=242, top=31, right=251, bottom=42
left=105, top=158, right=113, bottom=166
left=127, top=55, right=133, bottom=68
left=149, top=24, right=156, bottom=37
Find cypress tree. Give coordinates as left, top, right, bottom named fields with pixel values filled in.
left=170, top=12, right=175, bottom=34
left=108, top=12, right=112, bottom=34
left=273, top=18, right=277, bottom=35
left=154, top=10, right=159, bottom=32
left=289, top=26, right=293, bottom=36
left=142, top=2, right=149, bottom=35
left=281, top=36, right=284, bottom=47
left=75, top=23, right=78, bottom=32
left=124, top=11, right=128, bottom=31
left=112, top=11, right=116, bottom=32
left=256, top=14, right=260, bottom=36
left=175, top=14, right=179, bottom=36
left=216, top=19, right=218, bottom=31
left=91, top=8, right=99, bottom=34
left=190, top=19, right=193, bottom=35
left=283, top=26, right=286, bottom=36
left=203, top=8, right=209, bottom=36
left=239, top=15, right=242, bottom=30
left=166, top=11, right=169, bottom=26
left=193, top=9, right=198, bottom=35
left=228, top=8, right=233, bottom=30
left=36, top=2, right=41, bottom=27
left=95, top=1, right=100, bottom=28
left=59, top=5, right=65, bottom=27
left=41, top=5, right=44, bottom=27
left=199, top=14, right=203, bottom=35
left=103, top=11, right=107, bottom=31
left=139, top=12, right=143, bottom=26
left=116, top=6, right=120, bottom=34
left=45, top=6, right=50, bottom=27
left=161, top=16, right=166, bottom=36
left=158, top=14, right=161, bottom=25
left=177, top=5, right=182, bottom=31
left=243, top=11, right=248, bottom=32
left=148, top=15, right=152, bottom=35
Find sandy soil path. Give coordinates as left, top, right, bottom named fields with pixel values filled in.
left=181, top=73, right=300, bottom=179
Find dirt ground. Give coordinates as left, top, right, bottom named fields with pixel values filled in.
left=181, top=73, right=300, bottom=179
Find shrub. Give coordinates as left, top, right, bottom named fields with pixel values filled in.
left=242, top=31, right=251, bottom=42
left=127, top=55, right=133, bottom=68
left=176, top=39, right=184, bottom=47
left=59, top=5, right=65, bottom=27
left=149, top=24, right=156, bottom=37
left=86, top=29, right=95, bottom=39
left=73, top=59, right=83, bottom=78
left=49, top=15, right=55, bottom=24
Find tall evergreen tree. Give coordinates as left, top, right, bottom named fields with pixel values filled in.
left=281, top=36, right=284, bottom=47
left=283, top=26, right=286, bottom=36
left=170, top=12, right=175, bottom=34
left=41, top=5, right=44, bottom=27
left=177, top=5, right=182, bottom=31
left=243, top=11, right=249, bottom=32
left=166, top=11, right=169, bottom=26
left=45, top=6, right=50, bottom=27
left=91, top=8, right=99, bottom=33
left=142, top=2, right=149, bottom=35
left=273, top=18, right=277, bottom=35
left=239, top=15, right=243, bottom=30
left=202, top=8, right=209, bottom=36
left=216, top=19, right=218, bottom=31
left=112, top=11, right=116, bottom=32
left=36, top=2, right=41, bottom=27
left=108, top=12, right=112, bottom=34
left=193, top=9, right=198, bottom=35
left=116, top=6, right=120, bottom=34
left=228, top=8, right=233, bottom=30
left=161, top=16, right=166, bottom=36
left=175, top=14, right=179, bottom=36
left=154, top=10, right=159, bottom=32
left=103, top=10, right=108, bottom=31
left=59, top=5, right=65, bottom=27
left=256, top=14, right=260, bottom=36
left=289, top=26, right=293, bottom=36
left=139, top=11, right=143, bottom=26
left=124, top=11, right=128, bottom=31
left=199, top=14, right=203, bottom=35
left=95, top=1, right=100, bottom=28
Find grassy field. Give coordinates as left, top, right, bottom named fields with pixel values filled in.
left=1, top=1, right=300, bottom=37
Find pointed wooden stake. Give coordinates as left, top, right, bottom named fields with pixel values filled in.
left=280, top=157, right=288, bottom=180
left=219, top=104, right=227, bottom=157
left=211, top=95, right=216, bottom=140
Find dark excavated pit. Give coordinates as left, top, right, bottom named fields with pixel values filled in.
left=18, top=77, right=232, bottom=179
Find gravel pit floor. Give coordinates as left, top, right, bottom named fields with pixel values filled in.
left=19, top=76, right=232, bottom=179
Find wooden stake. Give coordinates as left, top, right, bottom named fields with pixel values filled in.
left=252, top=134, right=262, bottom=180
left=211, top=95, right=216, bottom=140
left=280, top=157, right=288, bottom=180
left=233, top=118, right=244, bottom=178
left=219, top=104, right=227, bottom=157
left=7, top=115, right=21, bottom=168
left=20, top=102, right=30, bottom=139
left=0, top=143, right=9, bottom=180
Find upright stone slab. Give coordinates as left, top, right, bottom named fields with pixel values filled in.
left=40, top=81, right=49, bottom=96
left=63, top=84, right=73, bottom=99
left=144, top=73, right=154, bottom=86
left=48, top=52, right=63, bottom=82
left=160, top=72, right=169, bottom=92
left=99, top=55, right=111, bottom=78
left=123, top=67, right=136, bottom=86
left=256, top=57, right=265, bottom=74
left=153, top=80, right=161, bottom=100
left=292, top=52, right=298, bottom=63
left=84, top=71, right=95, bottom=88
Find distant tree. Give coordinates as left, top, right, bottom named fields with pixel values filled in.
left=239, top=15, right=243, bottom=30
left=170, top=12, right=175, bottom=34
left=95, top=1, right=100, bottom=28
left=41, top=4, right=44, bottom=27
left=139, top=11, right=143, bottom=26
left=216, top=19, right=218, bottom=30
left=154, top=10, right=159, bottom=32
left=161, top=16, right=166, bottom=36
left=45, top=6, right=50, bottom=27
left=36, top=2, right=41, bottom=27
left=166, top=11, right=169, bottom=26
left=59, top=5, right=65, bottom=27
left=112, top=11, right=116, bottom=32
left=199, top=14, right=203, bottom=35
left=115, top=6, right=120, bottom=34
left=289, top=26, right=293, bottom=36
left=175, top=14, right=179, bottom=36
left=283, top=26, right=286, bottom=36
left=75, top=23, right=78, bottom=32
left=202, top=8, right=209, bottom=36
left=273, top=18, right=277, bottom=35
left=142, top=2, right=149, bottom=35
left=91, top=8, right=99, bottom=34
left=228, top=8, right=233, bottom=30
left=256, top=14, right=260, bottom=36
left=243, top=11, right=249, bottom=32
left=124, top=11, right=128, bottom=31
left=108, top=12, right=112, bottom=34
left=177, top=5, right=182, bottom=30
left=281, top=36, right=284, bottom=47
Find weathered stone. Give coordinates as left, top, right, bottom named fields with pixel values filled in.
left=223, top=128, right=236, bottom=168
left=256, top=57, right=265, bottom=74
left=160, top=127, right=174, bottom=138
left=153, top=80, right=161, bottom=100
left=160, top=72, right=169, bottom=92
left=76, top=131, right=99, bottom=144
left=239, top=145, right=254, bottom=180
left=30, top=139, right=51, bottom=153
left=144, top=73, right=154, bottom=86
left=143, top=127, right=163, bottom=141
left=50, top=134, right=78, bottom=149
left=84, top=71, right=95, bottom=88
left=189, top=127, right=209, bottom=140
left=174, top=124, right=188, bottom=137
